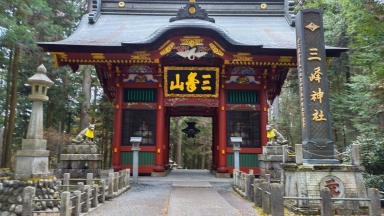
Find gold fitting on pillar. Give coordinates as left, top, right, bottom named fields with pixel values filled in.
left=263, top=86, right=266, bottom=89
left=157, top=149, right=161, bottom=153
left=113, top=148, right=117, bottom=153
left=116, top=104, right=119, bottom=109
left=264, top=107, right=267, bottom=111
left=221, top=150, right=225, bottom=155
left=221, top=106, right=225, bottom=111
left=221, top=84, right=224, bottom=88
left=159, top=84, right=162, bottom=87
left=116, top=83, right=120, bottom=87
left=158, top=105, right=162, bottom=110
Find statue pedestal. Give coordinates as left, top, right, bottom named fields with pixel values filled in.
left=281, top=163, right=368, bottom=215
left=14, top=139, right=51, bottom=180
left=258, top=146, right=294, bottom=182
left=59, top=144, right=102, bottom=178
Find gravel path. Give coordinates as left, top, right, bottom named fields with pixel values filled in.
left=87, top=181, right=258, bottom=216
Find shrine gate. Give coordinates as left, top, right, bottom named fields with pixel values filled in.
left=38, top=0, right=345, bottom=176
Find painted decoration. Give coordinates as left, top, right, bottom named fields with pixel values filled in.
left=225, top=76, right=259, bottom=84
left=319, top=175, right=344, bottom=198
left=128, top=65, right=152, bottom=73
left=231, top=67, right=256, bottom=75
left=166, top=45, right=219, bottom=59
left=123, top=74, right=158, bottom=82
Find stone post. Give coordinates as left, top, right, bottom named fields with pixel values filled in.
left=87, top=173, right=93, bottom=185
left=233, top=169, right=237, bottom=186
left=261, top=182, right=271, bottom=214
left=351, top=144, right=360, bottom=166
left=22, top=186, right=35, bottom=216
left=367, top=188, right=381, bottom=216
left=265, top=173, right=271, bottom=183
left=60, top=191, right=71, bottom=216
left=282, top=145, right=289, bottom=163
left=91, top=184, right=99, bottom=208
left=63, top=173, right=70, bottom=192
left=114, top=172, right=119, bottom=192
left=270, top=183, right=284, bottom=216
left=84, top=185, right=91, bottom=212
left=246, top=174, right=255, bottom=201
left=254, top=179, right=264, bottom=207
left=241, top=172, right=246, bottom=193
left=99, top=180, right=106, bottom=203
left=119, top=170, right=123, bottom=189
left=295, top=144, right=303, bottom=165
left=108, top=173, right=114, bottom=197
left=320, top=187, right=332, bottom=216
left=131, top=137, right=142, bottom=184
left=77, top=182, right=84, bottom=193
left=73, top=190, right=82, bottom=216
left=230, top=137, right=242, bottom=171
left=126, top=168, right=131, bottom=187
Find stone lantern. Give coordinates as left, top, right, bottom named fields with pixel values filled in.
left=14, top=64, right=54, bottom=179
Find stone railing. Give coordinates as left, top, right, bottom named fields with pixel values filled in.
left=3, top=169, right=131, bottom=216
left=232, top=169, right=254, bottom=201
left=252, top=180, right=381, bottom=216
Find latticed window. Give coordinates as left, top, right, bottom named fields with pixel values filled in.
left=122, top=109, right=156, bottom=146
left=226, top=111, right=260, bottom=148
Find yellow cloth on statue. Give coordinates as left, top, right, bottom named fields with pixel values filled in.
left=85, top=129, right=94, bottom=139
left=267, top=130, right=275, bottom=139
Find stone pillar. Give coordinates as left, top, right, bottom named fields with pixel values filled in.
left=15, top=64, right=53, bottom=179
left=217, top=81, right=228, bottom=174
left=351, top=144, right=360, bottom=165
left=60, top=191, right=71, bottom=216
left=73, top=190, right=81, bottom=216
left=112, top=81, right=123, bottom=170
left=246, top=174, right=255, bottom=201
left=154, top=79, right=165, bottom=172
left=131, top=137, right=141, bottom=184
left=22, top=186, right=35, bottom=216
left=270, top=183, right=284, bottom=216
left=367, top=188, right=381, bottom=216
left=320, top=187, right=332, bottom=216
left=295, top=144, right=303, bottom=165
left=261, top=182, right=271, bottom=214
left=231, top=138, right=242, bottom=171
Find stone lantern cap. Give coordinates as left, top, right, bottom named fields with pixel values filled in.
left=27, top=64, right=54, bottom=87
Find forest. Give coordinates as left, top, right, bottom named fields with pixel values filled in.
left=0, top=0, right=384, bottom=188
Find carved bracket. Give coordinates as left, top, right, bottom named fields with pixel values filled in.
left=170, top=1, right=215, bottom=23
left=89, top=0, right=101, bottom=24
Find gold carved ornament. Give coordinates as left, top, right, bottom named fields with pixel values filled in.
left=118, top=2, right=125, bottom=8
left=160, top=42, right=175, bottom=56
left=163, top=66, right=219, bottom=98
left=180, top=36, right=204, bottom=47
left=232, top=53, right=253, bottom=62
left=189, top=7, right=196, bottom=14
left=305, top=22, right=320, bottom=32
left=260, top=3, right=267, bottom=10
left=50, top=52, right=67, bottom=68
left=209, top=43, right=224, bottom=57
left=130, top=51, right=151, bottom=61
left=91, top=53, right=105, bottom=60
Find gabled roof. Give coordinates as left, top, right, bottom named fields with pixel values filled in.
left=38, top=0, right=346, bottom=56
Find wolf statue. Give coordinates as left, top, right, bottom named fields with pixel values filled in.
left=266, top=124, right=288, bottom=146
left=72, top=123, right=95, bottom=144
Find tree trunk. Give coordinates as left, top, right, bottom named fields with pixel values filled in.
left=3, top=46, right=20, bottom=168
left=79, top=66, right=92, bottom=131
left=175, top=117, right=183, bottom=166
left=1, top=49, right=13, bottom=167
left=201, top=146, right=205, bottom=169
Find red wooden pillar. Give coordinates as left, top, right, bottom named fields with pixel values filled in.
left=112, top=82, right=123, bottom=171
left=260, top=88, right=268, bottom=146
left=164, top=114, right=170, bottom=169
left=217, top=81, right=228, bottom=173
left=212, top=115, right=218, bottom=170
left=154, top=80, right=165, bottom=172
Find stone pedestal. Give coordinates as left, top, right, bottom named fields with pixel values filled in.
left=14, top=139, right=51, bottom=179
left=258, top=146, right=294, bottom=182
left=282, top=163, right=368, bottom=214
left=59, top=144, right=102, bottom=178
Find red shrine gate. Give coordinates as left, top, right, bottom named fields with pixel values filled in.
left=37, top=0, right=345, bottom=176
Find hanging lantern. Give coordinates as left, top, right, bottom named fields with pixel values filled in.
left=182, top=122, right=200, bottom=138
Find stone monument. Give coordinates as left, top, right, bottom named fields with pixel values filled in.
left=14, top=64, right=54, bottom=179
left=281, top=9, right=369, bottom=215
left=59, top=123, right=102, bottom=178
